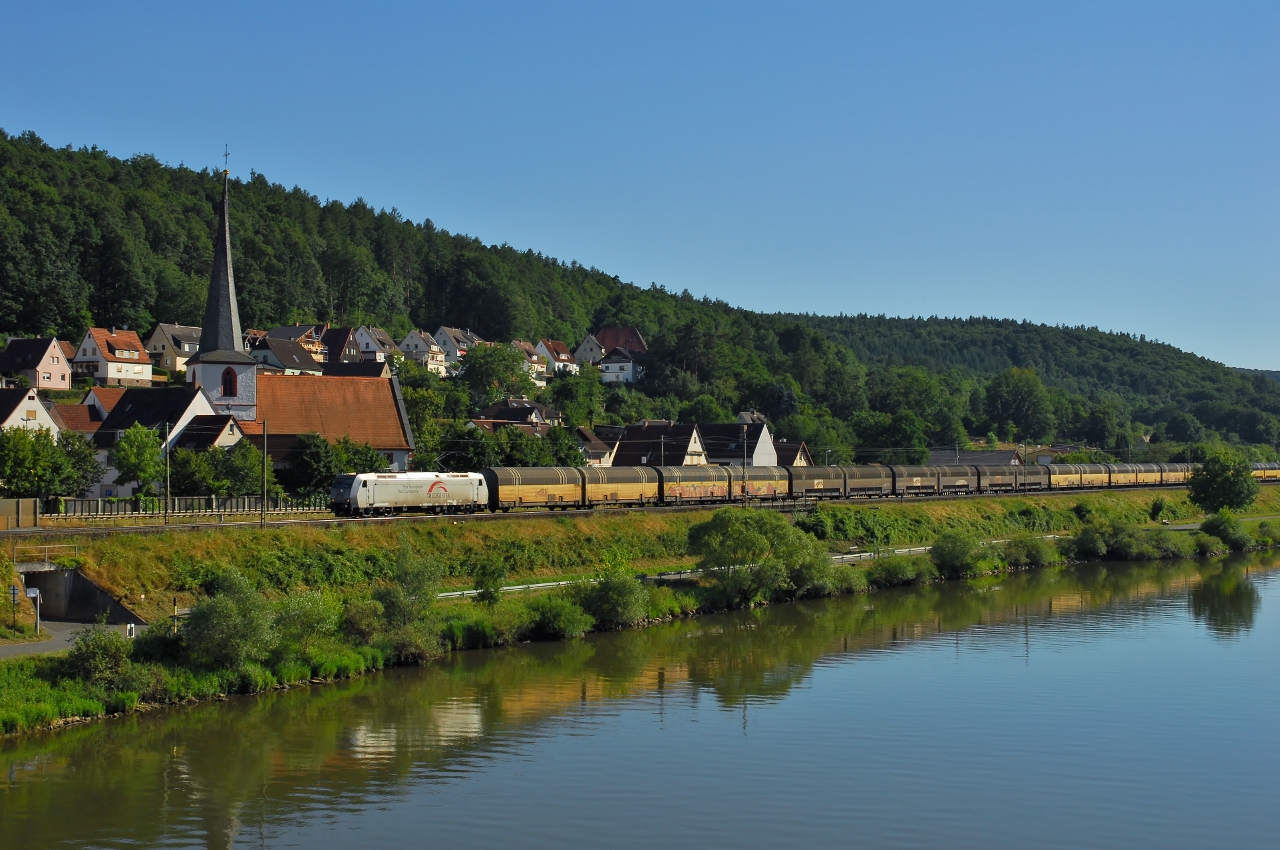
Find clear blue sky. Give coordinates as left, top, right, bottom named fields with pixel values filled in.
left=2, top=2, right=1276, bottom=367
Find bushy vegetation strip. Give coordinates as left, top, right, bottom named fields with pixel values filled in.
left=5, top=484, right=1279, bottom=736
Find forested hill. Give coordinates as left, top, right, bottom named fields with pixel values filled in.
left=2, top=128, right=1278, bottom=456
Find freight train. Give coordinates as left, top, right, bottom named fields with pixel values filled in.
left=330, top=462, right=1280, bottom=516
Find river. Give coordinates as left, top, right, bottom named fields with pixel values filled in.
left=2, top=553, right=1277, bottom=849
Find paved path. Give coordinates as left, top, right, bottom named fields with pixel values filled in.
left=0, top=621, right=132, bottom=660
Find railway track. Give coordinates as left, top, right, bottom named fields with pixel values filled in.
left=1, top=483, right=1209, bottom=542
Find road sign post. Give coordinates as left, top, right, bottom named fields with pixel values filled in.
left=26, top=587, right=40, bottom=635
left=9, top=585, right=16, bottom=631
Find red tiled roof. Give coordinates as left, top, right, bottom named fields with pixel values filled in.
left=252, top=374, right=410, bottom=450
left=89, top=387, right=127, bottom=412
left=53, top=404, right=102, bottom=434
left=594, top=327, right=648, bottom=356
left=59, top=340, right=76, bottom=361
left=84, top=328, right=146, bottom=363
left=538, top=339, right=574, bottom=363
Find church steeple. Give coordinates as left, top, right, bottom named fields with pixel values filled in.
left=188, top=168, right=257, bottom=420
left=199, top=171, right=244, bottom=353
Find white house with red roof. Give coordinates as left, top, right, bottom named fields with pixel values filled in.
left=72, top=328, right=152, bottom=386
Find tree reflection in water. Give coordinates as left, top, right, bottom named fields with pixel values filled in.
left=0, top=551, right=1274, bottom=849
left=1189, top=562, right=1262, bottom=638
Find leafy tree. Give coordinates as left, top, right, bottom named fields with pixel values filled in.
left=108, top=423, right=164, bottom=496
left=679, top=394, right=731, bottom=424
left=183, top=571, right=276, bottom=669
left=1082, top=404, right=1119, bottom=448
left=1188, top=452, right=1260, bottom=513
left=983, top=368, right=1054, bottom=441
left=274, top=591, right=342, bottom=655
left=220, top=440, right=277, bottom=498
left=0, top=427, right=65, bottom=499
left=286, top=432, right=337, bottom=497
left=1165, top=411, right=1206, bottom=443
left=545, top=364, right=605, bottom=426
left=169, top=447, right=220, bottom=496
left=57, top=431, right=104, bottom=497
left=471, top=554, right=508, bottom=606
left=333, top=436, right=389, bottom=473
left=457, top=344, right=536, bottom=408
left=688, top=508, right=831, bottom=605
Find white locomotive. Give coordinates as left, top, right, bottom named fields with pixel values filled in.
left=330, top=471, right=489, bottom=516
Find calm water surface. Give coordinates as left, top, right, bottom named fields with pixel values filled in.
left=2, top=554, right=1278, bottom=849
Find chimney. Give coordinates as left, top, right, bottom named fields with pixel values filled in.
left=110, top=327, right=116, bottom=335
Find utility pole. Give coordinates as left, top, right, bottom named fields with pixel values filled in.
left=164, top=421, right=170, bottom=526
left=660, top=433, right=665, bottom=467
left=742, top=423, right=748, bottom=503
left=261, top=419, right=268, bottom=528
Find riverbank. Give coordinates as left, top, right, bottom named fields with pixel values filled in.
left=11, top=486, right=1280, bottom=626
left=3, top=496, right=1278, bottom=736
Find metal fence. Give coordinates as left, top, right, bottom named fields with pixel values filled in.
left=57, top=495, right=329, bottom=517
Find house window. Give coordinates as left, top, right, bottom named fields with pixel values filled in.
left=60, top=374, right=66, bottom=382
left=25, top=410, right=37, bottom=420
left=222, top=368, right=238, bottom=397
left=51, top=356, right=59, bottom=364
left=165, top=357, right=171, bottom=366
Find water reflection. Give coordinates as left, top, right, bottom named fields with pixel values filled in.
left=1, top=552, right=1274, bottom=850
left=1189, top=562, right=1262, bottom=638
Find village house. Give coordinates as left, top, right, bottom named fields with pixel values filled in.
left=72, top=328, right=153, bottom=387
left=573, top=333, right=605, bottom=365
left=478, top=397, right=562, bottom=427
left=575, top=426, right=616, bottom=466
left=266, top=325, right=327, bottom=362
left=433, top=326, right=485, bottom=364
left=144, top=323, right=202, bottom=373
left=511, top=341, right=548, bottom=387
left=611, top=421, right=707, bottom=466
left=536, top=339, right=578, bottom=375
left=170, top=415, right=247, bottom=453
left=927, top=448, right=1024, bottom=466
left=0, top=337, right=72, bottom=389
left=398, top=330, right=447, bottom=374
left=593, top=326, right=648, bottom=356
left=699, top=422, right=778, bottom=467
left=90, top=386, right=217, bottom=497
left=0, top=386, right=63, bottom=435
left=320, top=327, right=363, bottom=365
left=323, top=360, right=390, bottom=378
left=773, top=438, right=813, bottom=466
left=355, top=326, right=398, bottom=362
left=599, top=347, right=641, bottom=384
left=249, top=337, right=323, bottom=375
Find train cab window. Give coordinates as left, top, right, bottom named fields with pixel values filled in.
left=362, top=481, right=368, bottom=488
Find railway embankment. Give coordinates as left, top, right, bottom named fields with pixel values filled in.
left=3, top=488, right=1280, bottom=736
left=6, top=486, right=1280, bottom=627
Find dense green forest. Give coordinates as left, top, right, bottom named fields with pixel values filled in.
left=2, top=128, right=1278, bottom=462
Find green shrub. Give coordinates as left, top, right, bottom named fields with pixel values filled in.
left=1149, top=496, right=1167, bottom=521
left=341, top=596, right=385, bottom=642
left=235, top=662, right=278, bottom=692
left=64, top=625, right=131, bottom=687
left=1001, top=534, right=1062, bottom=568
left=1201, top=510, right=1252, bottom=552
left=275, top=591, right=342, bottom=654
left=832, top=564, right=869, bottom=594
left=1253, top=521, right=1278, bottom=547
left=131, top=627, right=185, bottom=665
left=274, top=659, right=312, bottom=684
left=865, top=555, right=936, bottom=588
left=1192, top=533, right=1226, bottom=557
left=440, top=616, right=501, bottom=650
left=930, top=531, right=981, bottom=579
left=1142, top=528, right=1195, bottom=560
left=525, top=595, right=594, bottom=640
left=572, top=567, right=649, bottom=629
left=183, top=571, right=276, bottom=669
left=645, top=585, right=699, bottom=619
